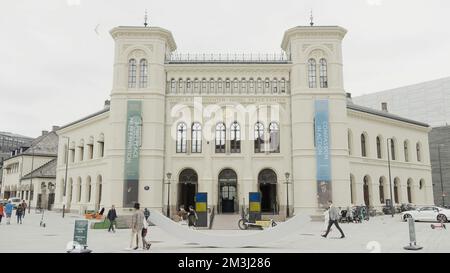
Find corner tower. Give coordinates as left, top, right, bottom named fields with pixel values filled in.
left=282, top=26, right=350, bottom=213
left=107, top=26, right=176, bottom=211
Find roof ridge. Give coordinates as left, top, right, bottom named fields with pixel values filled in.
left=21, top=158, right=57, bottom=179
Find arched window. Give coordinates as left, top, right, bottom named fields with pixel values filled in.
left=376, top=136, right=382, bottom=159
left=225, top=78, right=231, bottom=93
left=280, top=78, right=286, bottom=93
left=254, top=122, right=265, bottom=153
left=390, top=139, right=396, bottom=160
left=230, top=122, right=241, bottom=153
left=308, top=58, right=317, bottom=88
left=404, top=140, right=409, bottom=162
left=217, top=78, right=223, bottom=93
left=178, top=78, right=184, bottom=93
left=361, top=134, right=367, bottom=157
left=176, top=123, right=187, bottom=153
left=128, top=59, right=137, bottom=88
left=209, top=78, right=215, bottom=93
left=348, top=130, right=353, bottom=155
left=379, top=177, right=385, bottom=204
left=249, top=78, right=255, bottom=93
left=257, top=78, right=262, bottom=93
left=194, top=78, right=199, bottom=93
left=416, top=142, right=422, bottom=162
left=241, top=78, right=247, bottom=93
left=170, top=79, right=176, bottom=93
left=272, top=78, right=278, bottom=93
left=201, top=78, right=207, bottom=93
left=139, top=59, right=148, bottom=88
left=233, top=78, right=239, bottom=93
left=269, top=122, right=280, bottom=153
left=215, top=123, right=226, bottom=153
left=191, top=123, right=202, bottom=153
left=186, top=78, right=192, bottom=93
left=264, top=78, right=270, bottom=93
left=319, top=58, right=328, bottom=88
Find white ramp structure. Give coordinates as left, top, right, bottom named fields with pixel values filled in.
left=148, top=210, right=310, bottom=248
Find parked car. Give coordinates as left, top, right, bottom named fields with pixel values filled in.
left=401, top=206, right=450, bottom=222
left=7, top=197, right=22, bottom=209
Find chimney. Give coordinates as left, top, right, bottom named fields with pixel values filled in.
left=42, top=130, right=49, bottom=136
left=52, top=125, right=60, bottom=132
left=104, top=100, right=111, bottom=108
left=346, top=92, right=353, bottom=103
left=381, top=102, right=388, bottom=112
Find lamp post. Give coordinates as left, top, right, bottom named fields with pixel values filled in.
left=387, top=138, right=394, bottom=217
left=437, top=144, right=445, bottom=207
left=62, top=136, right=70, bottom=218
left=28, top=147, right=35, bottom=214
left=165, top=172, right=172, bottom=218
left=284, top=172, right=291, bottom=218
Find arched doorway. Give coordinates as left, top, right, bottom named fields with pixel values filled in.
left=363, top=175, right=370, bottom=206
left=258, top=169, right=277, bottom=213
left=407, top=178, right=413, bottom=204
left=394, top=178, right=400, bottom=204
left=218, top=169, right=237, bottom=213
left=178, top=169, right=198, bottom=210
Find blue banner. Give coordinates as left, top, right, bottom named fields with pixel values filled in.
left=315, top=100, right=332, bottom=208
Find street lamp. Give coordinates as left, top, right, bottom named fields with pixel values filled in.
left=284, top=172, right=291, bottom=218
left=387, top=138, right=394, bottom=217
left=165, top=172, right=172, bottom=218
left=436, top=144, right=446, bottom=207
left=28, top=146, right=35, bottom=214
left=62, top=136, right=70, bottom=218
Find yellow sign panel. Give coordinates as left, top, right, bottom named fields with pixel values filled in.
left=249, top=202, right=260, bottom=212
left=196, top=202, right=207, bottom=212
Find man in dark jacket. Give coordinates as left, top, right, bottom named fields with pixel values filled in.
left=107, top=205, right=118, bottom=233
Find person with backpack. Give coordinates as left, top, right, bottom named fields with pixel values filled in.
left=16, top=204, right=23, bottom=224
left=187, top=206, right=198, bottom=228
left=4, top=201, right=13, bottom=225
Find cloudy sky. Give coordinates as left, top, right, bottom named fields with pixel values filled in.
left=0, top=0, right=449, bottom=138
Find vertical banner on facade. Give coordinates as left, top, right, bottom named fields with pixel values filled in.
left=249, top=192, right=261, bottom=223
left=315, top=100, right=332, bottom=208
left=123, top=100, right=142, bottom=208
left=195, top=192, right=208, bottom=227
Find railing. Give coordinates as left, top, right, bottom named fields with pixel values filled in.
left=166, top=52, right=291, bottom=64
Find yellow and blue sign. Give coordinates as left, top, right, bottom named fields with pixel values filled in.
left=249, top=192, right=261, bottom=222
left=195, top=192, right=208, bottom=227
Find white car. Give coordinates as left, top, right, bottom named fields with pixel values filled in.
left=401, top=206, right=450, bottom=223
left=7, top=197, right=22, bottom=209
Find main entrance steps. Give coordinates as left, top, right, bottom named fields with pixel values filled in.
left=211, top=214, right=242, bottom=230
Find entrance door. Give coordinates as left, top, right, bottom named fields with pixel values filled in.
left=178, top=169, right=198, bottom=210
left=218, top=169, right=238, bottom=213
left=258, top=169, right=277, bottom=213
left=48, top=193, right=55, bottom=210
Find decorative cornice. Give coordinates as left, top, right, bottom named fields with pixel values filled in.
left=281, top=26, right=347, bottom=51
left=110, top=26, right=177, bottom=52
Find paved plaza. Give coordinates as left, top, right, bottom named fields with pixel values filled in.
left=0, top=210, right=449, bottom=253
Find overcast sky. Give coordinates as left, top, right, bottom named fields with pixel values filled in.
left=0, top=0, right=449, bottom=138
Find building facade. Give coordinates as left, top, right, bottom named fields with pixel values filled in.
left=0, top=131, right=34, bottom=167
left=53, top=24, right=434, bottom=217
left=0, top=130, right=58, bottom=208
left=354, top=77, right=450, bottom=207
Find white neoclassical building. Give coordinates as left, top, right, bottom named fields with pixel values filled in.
left=53, top=23, right=434, bottom=218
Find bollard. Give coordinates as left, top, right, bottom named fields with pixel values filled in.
left=403, top=218, right=423, bottom=250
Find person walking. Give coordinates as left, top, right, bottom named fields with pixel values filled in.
left=0, top=203, right=4, bottom=224
left=187, top=206, right=198, bottom=229
left=106, top=205, right=118, bottom=233
left=16, top=204, right=23, bottom=224
left=128, top=202, right=145, bottom=250
left=143, top=208, right=150, bottom=221
left=321, top=208, right=332, bottom=235
left=142, top=217, right=151, bottom=250
left=321, top=200, right=345, bottom=239
left=5, top=201, right=14, bottom=225
left=21, top=200, right=27, bottom=218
